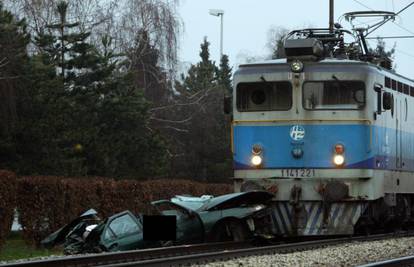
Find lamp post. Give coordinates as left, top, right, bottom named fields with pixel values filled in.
left=209, top=9, right=224, bottom=59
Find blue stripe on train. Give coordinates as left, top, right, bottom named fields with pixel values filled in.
left=233, top=124, right=414, bottom=171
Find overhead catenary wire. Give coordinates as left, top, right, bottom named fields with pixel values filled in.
left=392, top=22, right=414, bottom=36
left=366, top=38, right=414, bottom=59
left=393, top=48, right=414, bottom=59
left=349, top=0, right=414, bottom=60
left=352, top=0, right=374, bottom=11
left=367, top=1, right=414, bottom=35
left=365, top=35, right=414, bottom=39
left=351, top=0, right=414, bottom=36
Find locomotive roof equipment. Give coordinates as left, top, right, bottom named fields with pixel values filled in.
left=282, top=10, right=400, bottom=69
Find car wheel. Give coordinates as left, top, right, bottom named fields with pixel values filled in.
left=212, top=220, right=248, bottom=242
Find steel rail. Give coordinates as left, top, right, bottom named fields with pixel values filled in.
left=95, top=232, right=412, bottom=267
left=1, top=232, right=412, bottom=267
left=0, top=241, right=250, bottom=267
left=358, top=255, right=414, bottom=267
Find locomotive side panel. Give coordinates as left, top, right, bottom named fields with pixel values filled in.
left=376, top=71, right=414, bottom=194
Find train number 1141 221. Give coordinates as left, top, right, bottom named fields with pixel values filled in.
left=281, top=169, right=315, bottom=178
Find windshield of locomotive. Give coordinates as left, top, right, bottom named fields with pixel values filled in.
left=303, top=81, right=365, bottom=110
left=236, top=81, right=292, bottom=111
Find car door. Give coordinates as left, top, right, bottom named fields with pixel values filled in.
left=100, top=211, right=145, bottom=251
left=152, top=200, right=204, bottom=244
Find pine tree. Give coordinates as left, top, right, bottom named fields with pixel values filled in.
left=198, top=38, right=217, bottom=90
left=172, top=38, right=232, bottom=181
left=0, top=3, right=30, bottom=170
left=21, top=1, right=168, bottom=178
left=35, top=1, right=100, bottom=86
left=176, top=37, right=218, bottom=92
left=0, top=1, right=170, bottom=178
left=217, top=54, right=232, bottom=95
left=31, top=1, right=102, bottom=175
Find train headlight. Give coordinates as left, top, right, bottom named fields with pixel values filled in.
left=333, top=143, right=345, bottom=166
left=333, top=154, right=345, bottom=166
left=251, top=155, right=263, bottom=166
left=291, top=60, right=304, bottom=73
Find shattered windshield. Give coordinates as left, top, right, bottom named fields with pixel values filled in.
left=236, top=81, right=292, bottom=111
left=303, top=81, right=365, bottom=110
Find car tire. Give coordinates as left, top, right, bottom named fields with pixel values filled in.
left=211, top=220, right=248, bottom=242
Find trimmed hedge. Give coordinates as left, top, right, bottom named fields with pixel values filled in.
left=17, top=176, right=232, bottom=246
left=0, top=170, right=17, bottom=249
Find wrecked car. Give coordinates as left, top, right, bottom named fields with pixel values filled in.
left=160, top=191, right=276, bottom=242
left=41, top=191, right=276, bottom=254
left=41, top=209, right=155, bottom=254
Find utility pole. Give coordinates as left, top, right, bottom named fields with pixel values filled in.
left=329, top=0, right=334, bottom=33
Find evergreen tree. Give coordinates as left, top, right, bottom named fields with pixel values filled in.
left=0, top=3, right=30, bottom=170
left=172, top=38, right=232, bottom=181
left=10, top=1, right=168, bottom=178
left=217, top=54, right=232, bottom=95
left=176, top=37, right=218, bottom=93
left=36, top=1, right=100, bottom=85
left=31, top=1, right=104, bottom=176
left=198, top=38, right=217, bottom=89
left=90, top=70, right=168, bottom=178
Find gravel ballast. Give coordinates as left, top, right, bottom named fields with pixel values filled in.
left=2, top=237, right=414, bottom=267
left=194, top=237, right=414, bottom=267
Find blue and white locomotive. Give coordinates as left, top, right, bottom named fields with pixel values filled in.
left=230, top=15, right=414, bottom=236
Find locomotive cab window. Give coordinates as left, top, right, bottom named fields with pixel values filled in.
left=236, top=81, right=292, bottom=111
left=303, top=81, right=365, bottom=110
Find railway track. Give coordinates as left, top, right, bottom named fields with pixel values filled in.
left=358, top=255, right=414, bottom=267
left=0, top=241, right=251, bottom=267
left=1, top=232, right=412, bottom=267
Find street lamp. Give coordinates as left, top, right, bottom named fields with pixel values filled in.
left=209, top=9, right=224, bottom=59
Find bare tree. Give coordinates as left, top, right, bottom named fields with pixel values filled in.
left=4, top=0, right=181, bottom=69
left=266, top=25, right=290, bottom=59
left=115, top=0, right=181, bottom=69
left=4, top=0, right=108, bottom=33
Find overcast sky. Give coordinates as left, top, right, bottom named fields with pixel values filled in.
left=178, top=0, right=414, bottom=79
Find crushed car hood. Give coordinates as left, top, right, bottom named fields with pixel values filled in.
left=172, top=191, right=274, bottom=212
left=199, top=191, right=274, bottom=211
